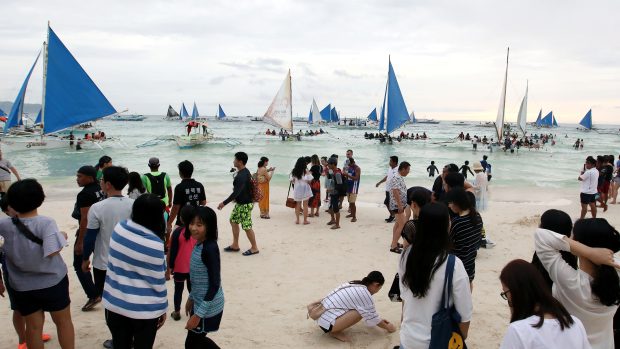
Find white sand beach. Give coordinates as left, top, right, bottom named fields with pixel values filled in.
left=0, top=182, right=618, bottom=348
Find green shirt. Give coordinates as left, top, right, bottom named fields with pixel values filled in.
left=141, top=171, right=172, bottom=205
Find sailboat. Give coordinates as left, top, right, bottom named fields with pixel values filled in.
left=319, top=104, right=331, bottom=123
left=494, top=48, right=509, bottom=144
left=578, top=109, right=592, bottom=131
left=378, top=57, right=410, bottom=134
left=180, top=103, right=190, bottom=119
left=165, top=105, right=180, bottom=120
left=516, top=81, right=528, bottom=135
left=367, top=108, right=378, bottom=123
left=539, top=111, right=554, bottom=128
left=3, top=51, right=41, bottom=136
left=263, top=70, right=298, bottom=141
left=1, top=24, right=118, bottom=152
left=308, top=99, right=321, bottom=124
left=533, top=109, right=542, bottom=127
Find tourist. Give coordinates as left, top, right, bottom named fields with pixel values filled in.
left=459, top=160, right=474, bottom=179
left=290, top=157, right=313, bottom=225
left=167, top=206, right=197, bottom=322
left=375, top=155, right=398, bottom=223
left=343, top=157, right=360, bottom=222
left=320, top=156, right=329, bottom=203
left=388, top=161, right=410, bottom=254
left=611, top=154, right=620, bottom=204
left=94, top=155, right=112, bottom=182
left=426, top=160, right=438, bottom=177
left=142, top=157, right=173, bottom=211
left=167, top=160, right=207, bottom=241
left=311, top=271, right=396, bottom=342
left=472, top=162, right=488, bottom=211
left=0, top=179, right=75, bottom=349
left=399, top=203, right=472, bottom=348
left=217, top=152, right=259, bottom=256
left=578, top=156, right=598, bottom=219
left=498, top=259, right=590, bottom=348
left=308, top=155, right=322, bottom=217
left=446, top=187, right=483, bottom=285
left=103, top=194, right=168, bottom=349
left=256, top=156, right=274, bottom=219
left=597, top=155, right=613, bottom=211
left=127, top=171, right=146, bottom=199
left=401, top=186, right=432, bottom=245
left=534, top=218, right=620, bottom=348
left=0, top=149, right=21, bottom=198
left=340, top=150, right=354, bottom=209
left=72, top=165, right=104, bottom=311
left=184, top=206, right=224, bottom=349
left=326, top=157, right=345, bottom=230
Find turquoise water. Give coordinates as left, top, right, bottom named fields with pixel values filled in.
left=7, top=117, right=620, bottom=190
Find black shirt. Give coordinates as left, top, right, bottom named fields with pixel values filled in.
left=72, top=182, right=104, bottom=221
left=173, top=178, right=207, bottom=225
left=223, top=168, right=252, bottom=205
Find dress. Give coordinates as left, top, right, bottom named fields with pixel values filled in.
left=473, top=172, right=488, bottom=211
left=256, top=168, right=270, bottom=214
left=292, top=173, right=313, bottom=202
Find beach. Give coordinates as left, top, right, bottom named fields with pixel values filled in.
left=0, top=179, right=617, bottom=348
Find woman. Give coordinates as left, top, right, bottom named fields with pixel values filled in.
left=472, top=162, right=488, bottom=211
left=314, top=271, right=395, bottom=342
left=535, top=218, right=620, bottom=348
left=256, top=157, right=274, bottom=219
left=184, top=206, right=224, bottom=349
left=0, top=179, right=74, bottom=349
left=530, top=209, right=577, bottom=290
left=308, top=155, right=322, bottom=217
left=446, top=187, right=483, bottom=283
left=290, top=157, right=313, bottom=225
left=103, top=194, right=167, bottom=349
left=399, top=203, right=472, bottom=348
left=127, top=171, right=146, bottom=199
left=95, top=155, right=112, bottom=182
left=499, top=259, right=590, bottom=348
left=388, top=162, right=411, bottom=254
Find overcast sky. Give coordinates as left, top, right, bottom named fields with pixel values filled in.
left=1, top=0, right=618, bottom=123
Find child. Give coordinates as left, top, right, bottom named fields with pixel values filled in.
left=167, top=205, right=198, bottom=321
left=426, top=161, right=439, bottom=177
left=185, top=206, right=224, bottom=349
left=459, top=160, right=475, bottom=179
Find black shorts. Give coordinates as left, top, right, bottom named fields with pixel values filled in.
left=320, top=324, right=333, bottom=333
left=329, top=194, right=340, bottom=213
left=580, top=193, right=597, bottom=204
left=12, top=275, right=70, bottom=316
left=174, top=272, right=190, bottom=282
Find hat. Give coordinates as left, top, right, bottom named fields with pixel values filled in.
left=77, top=165, right=97, bottom=179
left=327, top=157, right=337, bottom=165
left=473, top=162, right=484, bottom=172
left=148, top=157, right=160, bottom=167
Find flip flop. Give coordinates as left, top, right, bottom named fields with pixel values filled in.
left=223, top=246, right=240, bottom=252
left=390, top=246, right=403, bottom=254
left=242, top=249, right=259, bottom=256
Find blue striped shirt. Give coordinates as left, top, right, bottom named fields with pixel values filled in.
left=190, top=240, right=224, bottom=318
left=103, top=220, right=168, bottom=319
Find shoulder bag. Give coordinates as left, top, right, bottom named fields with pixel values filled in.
left=285, top=182, right=296, bottom=208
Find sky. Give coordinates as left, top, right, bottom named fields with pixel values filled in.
left=0, top=0, right=618, bottom=123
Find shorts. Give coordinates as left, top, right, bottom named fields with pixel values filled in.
left=320, top=324, right=333, bottom=333
left=12, top=275, right=70, bottom=316
left=173, top=272, right=190, bottom=282
left=0, top=180, right=11, bottom=193
left=329, top=194, right=340, bottom=213
left=598, top=181, right=610, bottom=194
left=347, top=193, right=357, bottom=203
left=580, top=193, right=597, bottom=204
left=1, top=256, right=17, bottom=310
left=230, top=203, right=253, bottom=230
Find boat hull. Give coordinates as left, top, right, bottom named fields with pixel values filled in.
left=174, top=134, right=213, bottom=149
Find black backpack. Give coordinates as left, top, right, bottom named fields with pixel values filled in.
left=145, top=172, right=167, bottom=199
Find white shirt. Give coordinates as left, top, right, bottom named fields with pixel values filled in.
left=500, top=315, right=591, bottom=349
left=398, top=247, right=473, bottom=349
left=385, top=166, right=398, bottom=191
left=318, top=283, right=381, bottom=329
left=579, top=168, right=598, bottom=194
left=534, top=228, right=618, bottom=349
left=87, top=196, right=134, bottom=270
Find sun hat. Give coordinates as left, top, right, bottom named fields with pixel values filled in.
left=472, top=162, right=484, bottom=172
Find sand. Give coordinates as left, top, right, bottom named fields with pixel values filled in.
left=0, top=181, right=618, bottom=349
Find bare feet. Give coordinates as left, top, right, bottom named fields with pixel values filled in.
left=329, top=331, right=350, bottom=342
left=303, top=221, right=310, bottom=225
left=327, top=220, right=335, bottom=225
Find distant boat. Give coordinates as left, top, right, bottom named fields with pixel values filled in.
left=111, top=114, right=145, bottom=121
left=166, top=105, right=180, bottom=120
left=330, top=107, right=339, bottom=122
left=308, top=98, right=321, bottom=124
left=415, top=119, right=440, bottom=124
left=250, top=116, right=263, bottom=122
left=516, top=81, right=528, bottom=135
left=453, top=121, right=467, bottom=126
left=539, top=111, right=554, bottom=128
left=319, top=104, right=331, bottom=122
left=378, top=57, right=410, bottom=134
left=263, top=70, right=299, bottom=140
left=180, top=103, right=189, bottom=119
left=578, top=109, right=592, bottom=130
left=532, top=109, right=542, bottom=127
left=367, top=108, right=378, bottom=122
left=494, top=47, right=509, bottom=142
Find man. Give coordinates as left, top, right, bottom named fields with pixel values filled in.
left=217, top=152, right=259, bottom=256
left=340, top=150, right=353, bottom=209
left=72, top=165, right=105, bottom=311
left=81, top=166, right=133, bottom=349
left=579, top=156, right=599, bottom=219
left=597, top=155, right=613, bottom=212
left=142, top=157, right=173, bottom=211
left=388, top=162, right=411, bottom=254
left=343, top=157, right=360, bottom=222
left=375, top=155, right=398, bottom=222
left=326, top=157, right=345, bottom=229
left=0, top=150, right=21, bottom=197
left=167, top=160, right=206, bottom=239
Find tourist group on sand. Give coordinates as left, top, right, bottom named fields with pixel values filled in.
left=0, top=148, right=619, bottom=349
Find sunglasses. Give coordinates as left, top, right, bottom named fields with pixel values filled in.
left=500, top=289, right=511, bottom=300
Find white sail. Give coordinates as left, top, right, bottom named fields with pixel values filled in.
left=517, top=81, right=528, bottom=135
left=263, top=70, right=292, bottom=131
left=310, top=98, right=320, bottom=124
left=495, top=47, right=509, bottom=142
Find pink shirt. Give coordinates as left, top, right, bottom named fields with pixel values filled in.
left=173, top=229, right=197, bottom=274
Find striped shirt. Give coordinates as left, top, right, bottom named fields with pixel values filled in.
left=103, top=220, right=168, bottom=319
left=449, top=214, right=483, bottom=281
left=190, top=240, right=224, bottom=319
left=318, top=283, right=381, bottom=329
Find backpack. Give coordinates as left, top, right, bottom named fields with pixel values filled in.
left=145, top=172, right=167, bottom=199
left=250, top=173, right=264, bottom=203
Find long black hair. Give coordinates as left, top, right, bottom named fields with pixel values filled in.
left=131, top=194, right=165, bottom=240
left=445, top=187, right=480, bottom=225
left=127, top=171, right=146, bottom=195
left=179, top=205, right=196, bottom=240
left=190, top=206, right=219, bottom=242
left=572, top=218, right=620, bottom=306
left=95, top=155, right=112, bottom=170
left=402, top=203, right=451, bottom=297
left=350, top=271, right=385, bottom=286
left=291, top=157, right=307, bottom=179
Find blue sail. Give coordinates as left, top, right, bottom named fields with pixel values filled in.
left=191, top=103, right=199, bottom=119
left=540, top=111, right=553, bottom=127
left=320, top=104, right=331, bottom=122
left=180, top=103, right=189, bottom=118
left=35, top=109, right=42, bottom=124
left=552, top=114, right=558, bottom=127
left=308, top=106, right=312, bottom=123
left=4, top=51, right=41, bottom=132
left=579, top=109, right=592, bottom=129
left=43, top=27, right=116, bottom=134
left=367, top=108, right=377, bottom=121
left=535, top=109, right=542, bottom=127
left=383, top=59, right=410, bottom=134
left=217, top=104, right=226, bottom=119
left=330, top=107, right=339, bottom=122
left=0, top=108, right=6, bottom=117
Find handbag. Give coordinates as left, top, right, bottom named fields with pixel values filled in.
left=429, top=254, right=467, bottom=349
left=285, top=182, right=297, bottom=208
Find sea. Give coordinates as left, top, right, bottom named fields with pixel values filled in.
left=8, top=117, right=620, bottom=192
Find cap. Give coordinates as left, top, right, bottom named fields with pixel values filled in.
left=327, top=157, right=337, bottom=165
left=148, top=157, right=160, bottom=166
left=77, top=165, right=97, bottom=179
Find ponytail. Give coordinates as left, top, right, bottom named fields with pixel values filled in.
left=350, top=271, right=384, bottom=286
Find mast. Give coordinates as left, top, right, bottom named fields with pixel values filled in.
left=41, top=22, right=50, bottom=137
left=496, top=47, right=509, bottom=142
left=289, top=69, right=293, bottom=134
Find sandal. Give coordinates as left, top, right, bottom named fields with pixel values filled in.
left=242, top=249, right=260, bottom=256
left=389, top=246, right=403, bottom=254
left=223, top=246, right=240, bottom=252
